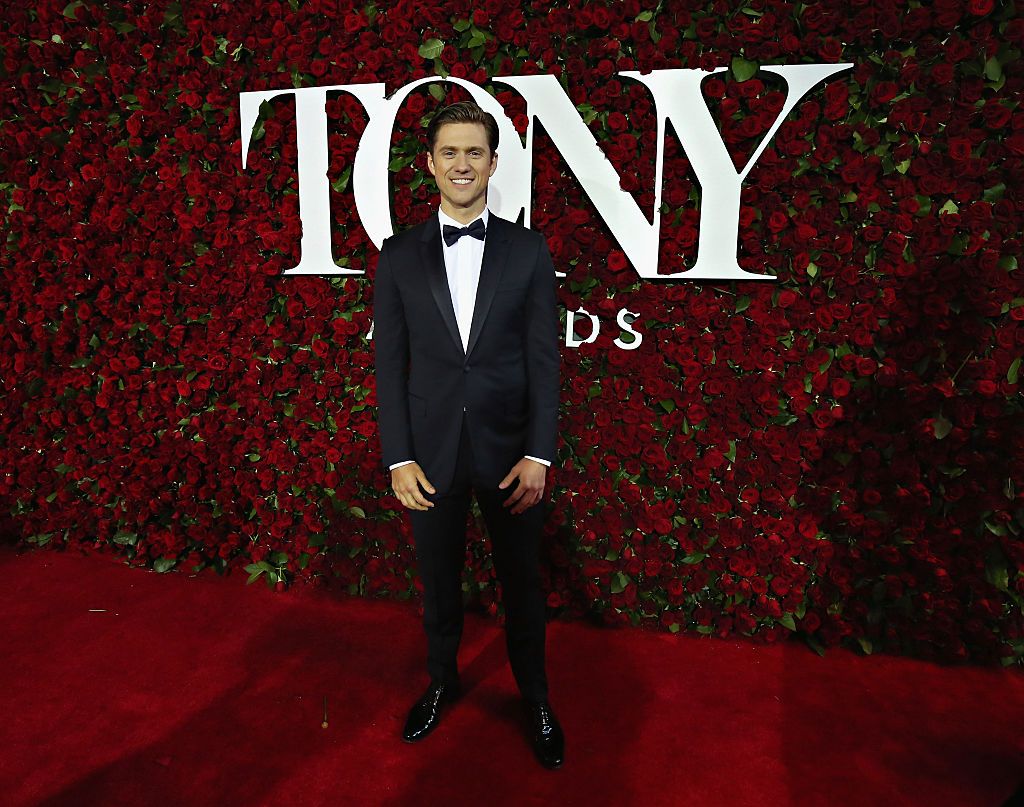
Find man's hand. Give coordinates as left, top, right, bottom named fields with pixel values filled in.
left=498, top=457, right=547, bottom=514
left=390, top=462, right=435, bottom=510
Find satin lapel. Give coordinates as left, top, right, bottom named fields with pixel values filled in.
left=418, top=210, right=465, bottom=359
left=466, top=213, right=512, bottom=360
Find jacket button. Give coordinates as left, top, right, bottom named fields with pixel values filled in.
left=464, top=366, right=470, bottom=373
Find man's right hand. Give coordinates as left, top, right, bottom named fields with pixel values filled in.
left=390, top=462, right=436, bottom=510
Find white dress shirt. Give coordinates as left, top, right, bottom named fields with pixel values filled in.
left=388, top=206, right=551, bottom=472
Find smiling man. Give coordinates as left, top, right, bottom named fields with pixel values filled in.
left=372, top=100, right=564, bottom=769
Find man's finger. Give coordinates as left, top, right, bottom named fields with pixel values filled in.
left=400, top=485, right=430, bottom=509
left=498, top=474, right=515, bottom=489
left=503, top=486, right=526, bottom=508
left=512, top=488, right=542, bottom=514
left=514, top=490, right=538, bottom=513
left=398, top=486, right=431, bottom=510
left=417, top=473, right=435, bottom=495
left=415, top=478, right=435, bottom=506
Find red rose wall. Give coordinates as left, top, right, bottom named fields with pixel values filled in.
left=2, top=0, right=1022, bottom=667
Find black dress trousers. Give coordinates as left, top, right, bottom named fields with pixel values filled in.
left=408, top=410, right=549, bottom=704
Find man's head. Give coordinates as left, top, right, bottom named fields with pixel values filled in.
left=425, top=101, right=499, bottom=221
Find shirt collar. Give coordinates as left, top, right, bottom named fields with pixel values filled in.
left=437, top=205, right=489, bottom=238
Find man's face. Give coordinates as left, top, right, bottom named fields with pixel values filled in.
left=426, top=121, right=497, bottom=218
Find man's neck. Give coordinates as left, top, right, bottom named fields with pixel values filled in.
left=439, top=199, right=487, bottom=225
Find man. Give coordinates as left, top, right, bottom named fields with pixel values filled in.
left=372, top=100, right=564, bottom=769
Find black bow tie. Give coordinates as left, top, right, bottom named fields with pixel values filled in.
left=442, top=218, right=486, bottom=247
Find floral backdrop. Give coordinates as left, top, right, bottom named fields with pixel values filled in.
left=1, top=0, right=1022, bottom=667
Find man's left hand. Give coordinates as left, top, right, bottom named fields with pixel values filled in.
left=498, top=457, right=547, bottom=514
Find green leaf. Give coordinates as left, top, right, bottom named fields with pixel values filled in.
left=576, top=103, right=598, bottom=125
left=933, top=415, right=952, bottom=439
left=331, top=166, right=352, bottom=193
left=418, top=38, right=444, bottom=59
left=985, top=555, right=1009, bottom=592
left=610, top=571, right=630, bottom=594
left=856, top=636, right=873, bottom=654
left=778, top=613, right=796, bottom=631
left=659, top=399, right=675, bottom=413
left=985, top=519, right=1007, bottom=537
left=947, top=233, right=968, bottom=256
left=681, top=552, right=706, bottom=564
left=938, top=199, right=959, bottom=215
left=731, top=55, right=758, bottom=82
left=1008, top=356, right=1020, bottom=384
left=154, top=557, right=176, bottom=573
left=983, top=182, right=1005, bottom=202
left=735, top=295, right=751, bottom=313
left=63, top=1, right=84, bottom=18
left=984, top=56, right=1002, bottom=82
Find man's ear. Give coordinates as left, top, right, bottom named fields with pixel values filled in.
left=426, top=150, right=436, bottom=177
left=489, top=150, right=498, bottom=177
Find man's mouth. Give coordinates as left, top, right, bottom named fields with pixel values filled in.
left=450, top=177, right=474, bottom=185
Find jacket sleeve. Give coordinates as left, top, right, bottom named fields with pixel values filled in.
left=373, top=241, right=415, bottom=471
left=524, top=233, right=560, bottom=465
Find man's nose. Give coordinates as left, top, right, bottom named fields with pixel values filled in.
left=454, top=154, right=471, bottom=171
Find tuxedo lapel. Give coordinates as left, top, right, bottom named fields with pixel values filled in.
left=417, top=209, right=512, bottom=361
left=467, top=213, right=512, bottom=360
left=419, top=211, right=464, bottom=359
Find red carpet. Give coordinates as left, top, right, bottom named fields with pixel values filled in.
left=1, top=543, right=1022, bottom=807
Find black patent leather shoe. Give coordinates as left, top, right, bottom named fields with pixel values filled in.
left=525, top=700, right=564, bottom=768
left=401, top=679, right=461, bottom=742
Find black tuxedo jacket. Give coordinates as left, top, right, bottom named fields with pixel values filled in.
left=373, top=209, right=560, bottom=493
